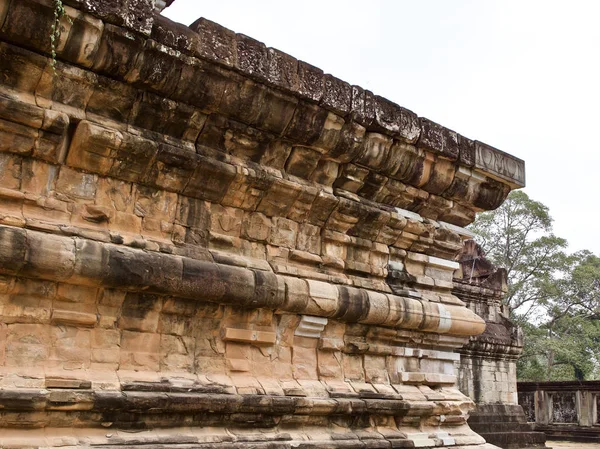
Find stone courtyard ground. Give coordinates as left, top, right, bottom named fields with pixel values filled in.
left=548, top=440, right=600, bottom=448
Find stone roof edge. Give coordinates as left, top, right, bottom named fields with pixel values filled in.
left=61, top=0, right=525, bottom=189
left=155, top=14, right=525, bottom=189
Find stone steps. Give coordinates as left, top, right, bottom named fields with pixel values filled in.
left=477, top=432, right=547, bottom=449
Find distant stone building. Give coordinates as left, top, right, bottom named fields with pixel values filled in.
left=0, top=0, right=525, bottom=447
left=519, top=380, right=600, bottom=443
left=455, top=241, right=546, bottom=448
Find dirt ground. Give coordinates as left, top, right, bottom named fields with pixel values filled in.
left=548, top=440, right=600, bottom=449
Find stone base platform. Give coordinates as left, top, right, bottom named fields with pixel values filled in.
left=468, top=405, right=547, bottom=449
left=0, top=376, right=499, bottom=449
left=535, top=426, right=600, bottom=444
left=0, top=429, right=501, bottom=449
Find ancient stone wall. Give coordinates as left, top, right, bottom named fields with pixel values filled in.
left=519, top=381, right=600, bottom=442
left=0, top=1, right=524, bottom=447
left=455, top=241, right=521, bottom=406
left=454, top=242, right=546, bottom=448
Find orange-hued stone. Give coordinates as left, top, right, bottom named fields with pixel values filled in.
left=0, top=2, right=525, bottom=447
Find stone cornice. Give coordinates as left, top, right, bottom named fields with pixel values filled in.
left=0, top=1, right=524, bottom=220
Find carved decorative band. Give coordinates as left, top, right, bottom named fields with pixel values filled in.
left=0, top=0, right=525, bottom=192
left=474, top=141, right=525, bottom=188
left=0, top=225, right=485, bottom=337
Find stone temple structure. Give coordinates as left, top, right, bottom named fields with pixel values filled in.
left=454, top=242, right=546, bottom=449
left=0, top=0, right=526, bottom=447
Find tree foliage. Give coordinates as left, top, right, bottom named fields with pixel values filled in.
left=551, top=251, right=600, bottom=319
left=518, top=314, right=600, bottom=381
left=470, top=190, right=600, bottom=381
left=469, top=190, right=568, bottom=320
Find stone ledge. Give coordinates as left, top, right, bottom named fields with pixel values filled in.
left=0, top=178, right=468, bottom=293
left=0, top=380, right=474, bottom=431
left=0, top=426, right=485, bottom=449
left=0, top=225, right=485, bottom=336
left=0, top=0, right=525, bottom=191
left=0, top=84, right=505, bottom=236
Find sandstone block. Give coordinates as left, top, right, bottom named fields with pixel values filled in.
left=373, top=96, right=420, bottom=144
left=120, top=330, right=160, bottom=371
left=152, top=14, right=199, bottom=56
left=321, top=75, right=352, bottom=116
left=22, top=233, right=76, bottom=281
left=418, top=118, right=459, bottom=161
left=292, top=345, right=318, bottom=380
left=265, top=47, right=298, bottom=93
left=474, top=140, right=525, bottom=188
left=295, top=315, right=327, bottom=339
left=268, top=217, right=298, bottom=249
left=0, top=154, right=22, bottom=191
left=297, top=61, right=324, bottom=102
left=66, top=121, right=120, bottom=175
left=1, top=0, right=57, bottom=54
left=173, top=57, right=231, bottom=110
left=58, top=6, right=103, bottom=67
left=0, top=43, right=46, bottom=94
left=87, top=75, right=137, bottom=123
left=235, top=33, right=268, bottom=79
left=126, top=40, right=184, bottom=96
left=284, top=102, right=328, bottom=146
left=305, top=280, right=339, bottom=317
left=190, top=18, right=237, bottom=67
left=67, top=0, right=155, bottom=36
left=93, top=23, right=146, bottom=78
left=329, top=120, right=366, bottom=163
left=184, top=156, right=237, bottom=203
left=256, top=178, right=301, bottom=217
left=219, top=80, right=268, bottom=127
left=331, top=287, right=365, bottom=323
left=222, top=328, right=276, bottom=345
left=51, top=309, right=97, bottom=327
left=160, top=334, right=194, bottom=372
left=0, top=118, right=36, bottom=156
left=241, top=212, right=271, bottom=242
left=285, top=146, right=321, bottom=179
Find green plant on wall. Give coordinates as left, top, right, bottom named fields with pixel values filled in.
left=50, top=0, right=72, bottom=74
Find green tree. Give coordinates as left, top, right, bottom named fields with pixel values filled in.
left=549, top=251, right=600, bottom=319
left=469, top=190, right=568, bottom=321
left=518, top=314, right=600, bottom=381
left=523, top=252, right=600, bottom=380
left=470, top=191, right=600, bottom=381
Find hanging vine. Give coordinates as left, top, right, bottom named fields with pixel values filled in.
left=50, top=0, right=72, bottom=74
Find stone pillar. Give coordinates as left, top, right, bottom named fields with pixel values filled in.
left=455, top=241, right=546, bottom=449
left=0, top=1, right=524, bottom=447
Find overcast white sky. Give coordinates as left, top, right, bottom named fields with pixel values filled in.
left=164, top=1, right=600, bottom=255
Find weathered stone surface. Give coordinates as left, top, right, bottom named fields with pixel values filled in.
left=418, top=117, right=459, bottom=161
left=63, top=0, right=155, bottom=35
left=0, top=3, right=526, bottom=448
left=455, top=241, right=546, bottom=449
left=518, top=380, right=600, bottom=443
left=474, top=140, right=526, bottom=188
left=189, top=18, right=237, bottom=67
